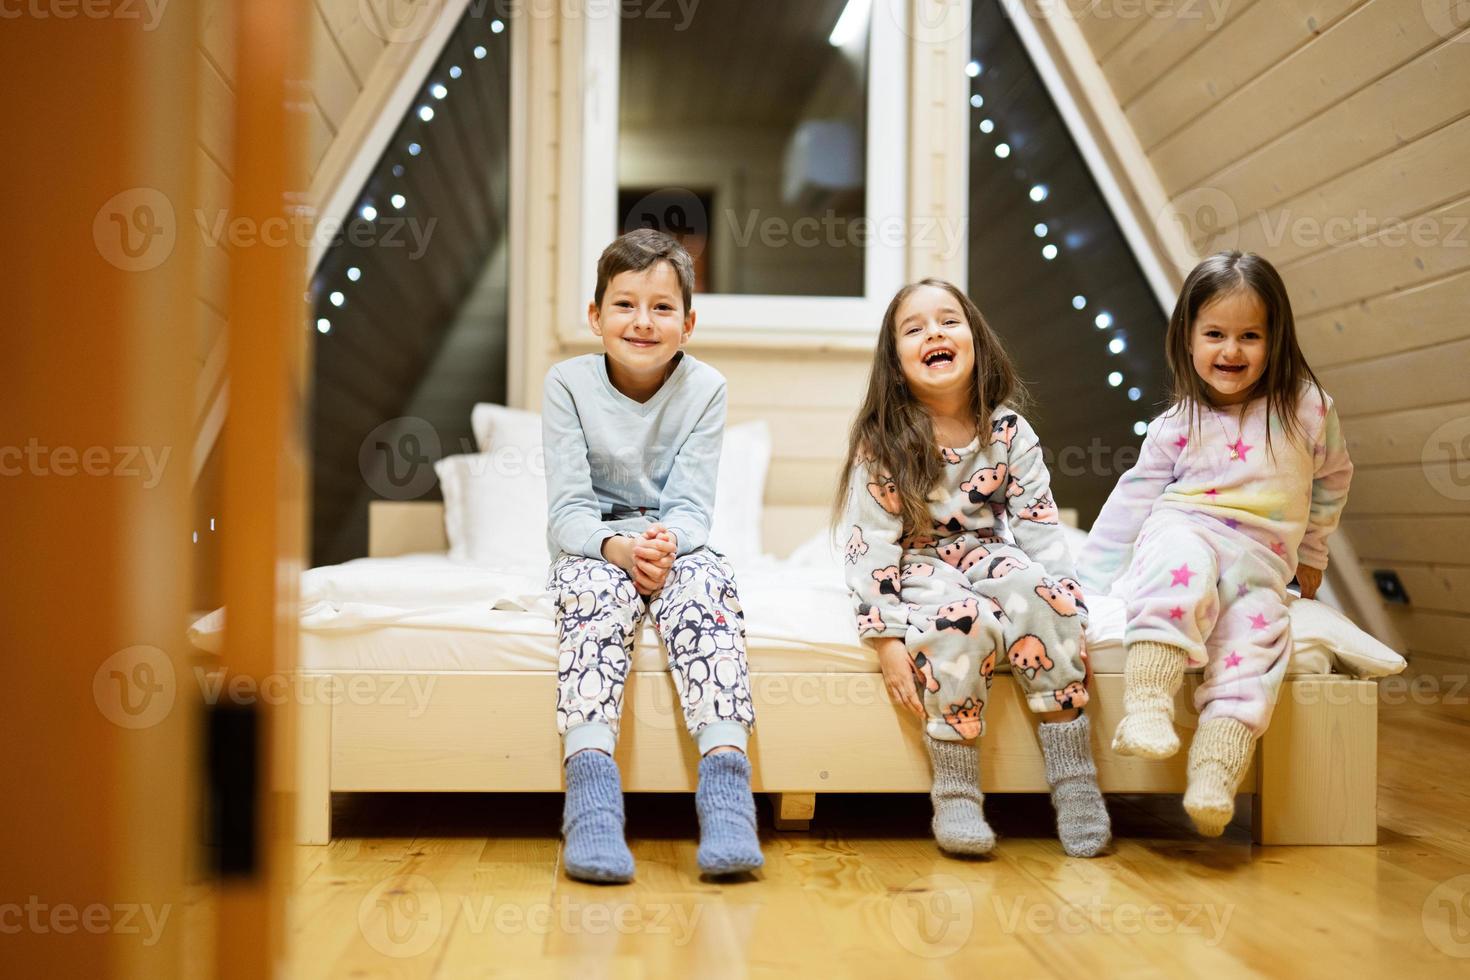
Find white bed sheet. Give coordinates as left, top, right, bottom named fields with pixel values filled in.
left=188, top=552, right=1356, bottom=677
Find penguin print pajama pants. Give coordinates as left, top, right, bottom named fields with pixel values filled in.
left=887, top=537, right=1091, bottom=743
left=548, top=548, right=756, bottom=759
left=1119, top=509, right=1292, bottom=734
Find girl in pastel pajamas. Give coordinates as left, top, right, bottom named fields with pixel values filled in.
left=1078, top=251, right=1352, bottom=837
left=838, top=278, right=1111, bottom=858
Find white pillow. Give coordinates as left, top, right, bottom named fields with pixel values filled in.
left=707, top=420, right=770, bottom=564
left=464, top=403, right=770, bottom=565
left=1288, top=597, right=1406, bottom=678
left=471, top=402, right=540, bottom=455
left=434, top=451, right=551, bottom=570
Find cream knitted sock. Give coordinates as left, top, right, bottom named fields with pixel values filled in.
left=1111, top=641, right=1187, bottom=759
left=1183, top=717, right=1256, bottom=837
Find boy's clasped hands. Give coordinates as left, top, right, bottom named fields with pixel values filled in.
left=602, top=524, right=678, bottom=595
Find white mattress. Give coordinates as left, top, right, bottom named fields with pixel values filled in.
left=190, top=552, right=1342, bottom=677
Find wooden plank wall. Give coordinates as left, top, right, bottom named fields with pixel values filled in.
left=1072, top=0, right=1470, bottom=675
left=197, top=0, right=387, bottom=377
left=193, top=0, right=391, bottom=605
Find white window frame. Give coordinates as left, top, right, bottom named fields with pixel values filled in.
left=569, top=4, right=908, bottom=345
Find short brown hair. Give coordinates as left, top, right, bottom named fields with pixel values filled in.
left=594, top=228, right=695, bottom=312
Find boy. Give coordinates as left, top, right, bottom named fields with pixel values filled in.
left=542, top=228, right=761, bottom=882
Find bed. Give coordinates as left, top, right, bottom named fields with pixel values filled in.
left=189, top=409, right=1403, bottom=846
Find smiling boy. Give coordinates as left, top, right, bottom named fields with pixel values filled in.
left=540, top=228, right=761, bottom=883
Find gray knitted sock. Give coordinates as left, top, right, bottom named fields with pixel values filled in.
left=695, top=751, right=764, bottom=875
left=561, top=750, right=635, bottom=883
left=924, top=736, right=996, bottom=855
left=1038, top=713, right=1112, bottom=858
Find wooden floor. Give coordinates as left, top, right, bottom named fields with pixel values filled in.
left=287, top=700, right=1470, bottom=978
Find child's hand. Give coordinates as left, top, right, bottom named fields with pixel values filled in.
left=632, top=525, right=677, bottom=594
left=876, top=638, right=926, bottom=719
left=600, top=535, right=636, bottom=574
left=1296, top=564, right=1323, bottom=600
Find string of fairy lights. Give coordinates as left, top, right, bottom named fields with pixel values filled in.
left=311, top=17, right=507, bottom=339
left=967, top=56, right=1149, bottom=439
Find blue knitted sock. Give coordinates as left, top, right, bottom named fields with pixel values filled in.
left=561, top=750, right=635, bottom=883
left=695, top=751, right=764, bottom=876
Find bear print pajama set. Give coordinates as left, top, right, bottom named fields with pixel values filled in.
left=843, top=407, right=1092, bottom=742
left=1078, top=385, right=1353, bottom=735
left=541, top=353, right=755, bottom=760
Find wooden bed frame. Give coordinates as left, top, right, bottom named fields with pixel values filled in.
left=294, top=501, right=1380, bottom=846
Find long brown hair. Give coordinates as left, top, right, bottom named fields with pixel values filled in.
left=1164, top=251, right=1321, bottom=455
left=833, top=279, right=1026, bottom=537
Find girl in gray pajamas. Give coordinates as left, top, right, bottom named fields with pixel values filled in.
left=838, top=278, right=1110, bottom=857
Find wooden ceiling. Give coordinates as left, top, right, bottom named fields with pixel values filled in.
left=308, top=11, right=511, bottom=566
left=967, top=0, right=1169, bottom=523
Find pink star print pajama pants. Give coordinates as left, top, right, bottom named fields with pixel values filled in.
left=1118, top=509, right=1292, bottom=734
